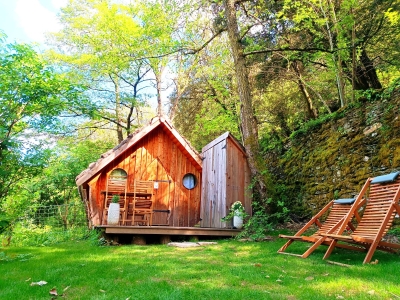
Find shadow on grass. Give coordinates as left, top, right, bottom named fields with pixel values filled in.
left=0, top=236, right=399, bottom=299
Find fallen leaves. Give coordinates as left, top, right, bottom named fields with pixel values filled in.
left=305, top=276, right=314, bottom=281
left=30, top=281, right=47, bottom=286
left=49, top=288, right=58, bottom=296
left=49, top=286, right=71, bottom=298
left=370, top=259, right=379, bottom=265
left=29, top=279, right=73, bottom=299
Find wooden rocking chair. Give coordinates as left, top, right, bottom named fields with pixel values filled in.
left=323, top=171, right=400, bottom=264
left=278, top=179, right=369, bottom=258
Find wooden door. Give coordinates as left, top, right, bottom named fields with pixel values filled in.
left=142, top=158, right=171, bottom=226
left=200, top=140, right=227, bottom=228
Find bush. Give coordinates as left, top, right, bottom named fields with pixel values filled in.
left=237, top=198, right=290, bottom=241
left=5, top=221, right=92, bottom=247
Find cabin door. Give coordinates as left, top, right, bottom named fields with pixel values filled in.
left=142, top=158, right=171, bottom=226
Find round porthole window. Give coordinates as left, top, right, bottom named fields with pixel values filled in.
left=182, top=173, right=197, bottom=190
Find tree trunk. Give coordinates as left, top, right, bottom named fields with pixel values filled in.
left=154, top=64, right=165, bottom=116
left=291, top=61, right=318, bottom=119
left=322, top=0, right=346, bottom=107
left=355, top=49, right=382, bottom=90
left=224, top=0, right=266, bottom=198
left=343, top=48, right=383, bottom=91
left=110, top=74, right=124, bottom=143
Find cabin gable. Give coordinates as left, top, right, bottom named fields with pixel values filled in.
left=78, top=120, right=202, bottom=228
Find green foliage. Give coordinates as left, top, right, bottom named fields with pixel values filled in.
left=221, top=201, right=248, bottom=222
left=111, top=195, right=120, bottom=203
left=0, top=39, right=86, bottom=203
left=238, top=174, right=292, bottom=241
left=239, top=197, right=290, bottom=241
left=388, top=226, right=400, bottom=238
left=48, top=0, right=182, bottom=138
left=289, top=110, right=344, bottom=140
left=360, top=77, right=400, bottom=102
left=0, top=252, right=33, bottom=262
left=176, top=102, right=241, bottom=151
left=1, top=137, right=111, bottom=241
left=7, top=225, right=91, bottom=247
left=0, top=213, right=11, bottom=235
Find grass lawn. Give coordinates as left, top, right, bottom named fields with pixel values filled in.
left=1, top=234, right=400, bottom=300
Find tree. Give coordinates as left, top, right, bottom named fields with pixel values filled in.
left=0, top=38, right=86, bottom=203
left=48, top=0, right=181, bottom=141
left=1, top=137, right=113, bottom=239
left=223, top=0, right=266, bottom=197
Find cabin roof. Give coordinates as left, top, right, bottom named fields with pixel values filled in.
left=201, top=132, right=247, bottom=155
left=76, top=116, right=202, bottom=186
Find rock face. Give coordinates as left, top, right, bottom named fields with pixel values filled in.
left=264, top=89, right=400, bottom=217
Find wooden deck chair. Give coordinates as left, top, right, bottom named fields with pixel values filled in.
left=102, top=177, right=128, bottom=225
left=278, top=179, right=370, bottom=258
left=323, top=171, right=400, bottom=264
left=127, top=180, right=154, bottom=226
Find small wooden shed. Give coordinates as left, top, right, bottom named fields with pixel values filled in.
left=200, top=132, right=252, bottom=228
left=76, top=116, right=203, bottom=228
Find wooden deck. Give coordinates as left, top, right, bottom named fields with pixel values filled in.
left=98, top=225, right=241, bottom=237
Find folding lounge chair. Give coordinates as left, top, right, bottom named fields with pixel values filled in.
left=323, top=171, right=400, bottom=264
left=278, top=179, right=369, bottom=258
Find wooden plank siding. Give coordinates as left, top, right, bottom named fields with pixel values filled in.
left=200, top=132, right=252, bottom=228
left=77, top=118, right=252, bottom=232
left=78, top=119, right=202, bottom=228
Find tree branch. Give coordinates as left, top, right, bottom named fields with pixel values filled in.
left=244, top=47, right=333, bottom=57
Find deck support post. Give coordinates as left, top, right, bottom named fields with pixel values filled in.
left=159, top=235, right=171, bottom=244
left=132, top=235, right=146, bottom=245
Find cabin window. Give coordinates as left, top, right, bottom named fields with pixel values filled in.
left=183, top=173, right=197, bottom=190
left=110, top=168, right=127, bottom=180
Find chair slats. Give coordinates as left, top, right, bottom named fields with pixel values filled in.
left=278, top=184, right=368, bottom=259
left=126, top=180, right=154, bottom=226
left=323, top=174, right=400, bottom=264
left=102, top=176, right=128, bottom=225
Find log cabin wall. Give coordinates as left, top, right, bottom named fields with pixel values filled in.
left=200, top=133, right=252, bottom=228
left=89, top=126, right=201, bottom=227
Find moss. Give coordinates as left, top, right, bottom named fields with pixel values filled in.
left=263, top=89, right=400, bottom=218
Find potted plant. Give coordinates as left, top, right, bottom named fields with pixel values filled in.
left=107, top=195, right=120, bottom=225
left=222, top=201, right=247, bottom=229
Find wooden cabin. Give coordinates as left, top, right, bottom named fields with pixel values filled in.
left=76, top=118, right=251, bottom=240
left=200, top=132, right=252, bottom=228
left=76, top=117, right=203, bottom=229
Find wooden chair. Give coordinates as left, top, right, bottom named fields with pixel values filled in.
left=127, top=180, right=154, bottom=226
left=278, top=179, right=370, bottom=258
left=102, top=178, right=128, bottom=225
left=323, top=171, right=400, bottom=264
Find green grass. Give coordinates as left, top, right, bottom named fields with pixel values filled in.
left=1, top=235, right=400, bottom=300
